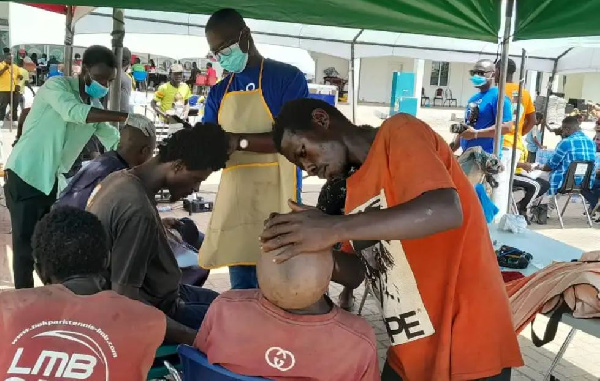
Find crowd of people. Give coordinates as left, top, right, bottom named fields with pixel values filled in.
left=448, top=56, right=598, bottom=224
left=5, top=6, right=598, bottom=381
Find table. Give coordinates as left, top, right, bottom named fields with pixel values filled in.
left=489, top=224, right=600, bottom=380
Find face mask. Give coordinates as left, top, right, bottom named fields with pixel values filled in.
left=470, top=75, right=488, bottom=87
left=218, top=43, right=249, bottom=74
left=85, top=77, right=109, bottom=99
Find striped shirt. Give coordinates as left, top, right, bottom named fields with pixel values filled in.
left=547, top=131, right=596, bottom=194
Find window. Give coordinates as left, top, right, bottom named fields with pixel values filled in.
left=430, top=61, right=449, bottom=87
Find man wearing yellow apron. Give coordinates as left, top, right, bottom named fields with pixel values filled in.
left=201, top=8, right=309, bottom=289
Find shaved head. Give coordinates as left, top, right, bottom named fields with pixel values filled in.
left=257, top=247, right=334, bottom=310
left=118, top=126, right=156, bottom=167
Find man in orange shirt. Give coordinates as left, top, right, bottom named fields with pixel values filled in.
left=263, top=98, right=523, bottom=380
left=496, top=58, right=537, bottom=156
left=0, top=207, right=166, bottom=379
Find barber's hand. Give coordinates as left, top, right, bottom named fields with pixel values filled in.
left=460, top=127, right=478, bottom=140
left=520, top=163, right=533, bottom=172
left=260, top=200, right=341, bottom=263
left=227, top=133, right=240, bottom=155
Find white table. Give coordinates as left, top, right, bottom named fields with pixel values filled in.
left=489, top=224, right=600, bottom=380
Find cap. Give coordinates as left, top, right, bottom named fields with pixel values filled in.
left=170, top=63, right=184, bottom=73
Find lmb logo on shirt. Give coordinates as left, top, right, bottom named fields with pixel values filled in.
left=5, top=321, right=115, bottom=380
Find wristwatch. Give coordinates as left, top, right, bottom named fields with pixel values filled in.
left=239, top=138, right=249, bottom=150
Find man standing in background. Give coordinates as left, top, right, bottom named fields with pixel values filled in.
left=200, top=8, right=309, bottom=289
left=151, top=63, right=191, bottom=121
left=0, top=53, right=21, bottom=122
left=120, top=47, right=134, bottom=115
left=495, top=58, right=537, bottom=167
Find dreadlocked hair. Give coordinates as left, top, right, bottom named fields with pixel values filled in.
left=157, top=122, right=229, bottom=171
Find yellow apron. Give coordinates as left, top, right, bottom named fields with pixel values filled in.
left=199, top=60, right=297, bottom=269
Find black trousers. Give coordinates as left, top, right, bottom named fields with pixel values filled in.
left=513, top=175, right=550, bottom=211
left=4, top=170, right=57, bottom=289
left=0, top=91, right=19, bottom=121
left=381, top=362, right=512, bottom=381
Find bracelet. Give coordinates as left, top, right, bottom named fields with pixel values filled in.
left=475, top=131, right=479, bottom=139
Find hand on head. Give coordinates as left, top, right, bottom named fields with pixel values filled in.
left=261, top=200, right=340, bottom=263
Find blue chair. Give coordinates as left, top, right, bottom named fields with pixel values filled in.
left=177, top=345, right=267, bottom=381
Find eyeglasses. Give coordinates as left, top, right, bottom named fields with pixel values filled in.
left=212, top=42, right=238, bottom=60
left=211, top=29, right=248, bottom=59
left=469, top=69, right=492, bottom=76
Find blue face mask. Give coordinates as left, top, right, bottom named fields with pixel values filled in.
left=85, top=78, right=109, bottom=99
left=217, top=43, right=249, bottom=74
left=470, top=75, right=488, bottom=87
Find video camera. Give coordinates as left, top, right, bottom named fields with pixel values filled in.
left=450, top=102, right=479, bottom=134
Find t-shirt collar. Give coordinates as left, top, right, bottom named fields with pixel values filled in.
left=257, top=292, right=339, bottom=324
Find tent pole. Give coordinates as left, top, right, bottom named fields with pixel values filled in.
left=109, top=8, right=125, bottom=113
left=493, top=0, right=514, bottom=157
left=63, top=5, right=74, bottom=77
left=507, top=49, right=527, bottom=214
left=540, top=60, right=557, bottom=145
left=349, top=29, right=363, bottom=123
left=540, top=48, right=571, bottom=145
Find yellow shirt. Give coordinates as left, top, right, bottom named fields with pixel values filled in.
left=503, top=82, right=536, bottom=152
left=0, top=62, right=21, bottom=92
left=153, top=82, right=191, bottom=112
left=18, top=67, right=29, bottom=94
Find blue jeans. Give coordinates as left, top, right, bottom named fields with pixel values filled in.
left=229, top=265, right=258, bottom=289
left=172, top=284, right=219, bottom=330
left=582, top=183, right=600, bottom=211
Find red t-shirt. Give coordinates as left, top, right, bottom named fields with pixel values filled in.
left=195, top=290, right=379, bottom=381
left=0, top=285, right=166, bottom=380
left=344, top=114, right=523, bottom=380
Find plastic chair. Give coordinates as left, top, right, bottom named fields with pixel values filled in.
left=443, top=88, right=458, bottom=107
left=433, top=88, right=444, bottom=107
left=147, top=345, right=181, bottom=380
left=552, top=160, right=595, bottom=228
left=177, top=345, right=267, bottom=381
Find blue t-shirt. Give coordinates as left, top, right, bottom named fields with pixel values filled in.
left=203, top=58, right=309, bottom=124
left=203, top=59, right=309, bottom=201
left=461, top=87, right=512, bottom=154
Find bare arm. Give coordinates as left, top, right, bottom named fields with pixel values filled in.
left=522, top=112, right=537, bottom=135
left=113, top=283, right=197, bottom=345
left=331, top=250, right=365, bottom=290
left=262, top=189, right=463, bottom=261
left=230, top=132, right=277, bottom=153
left=86, top=108, right=128, bottom=124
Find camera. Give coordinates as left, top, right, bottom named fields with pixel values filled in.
left=450, top=102, right=479, bottom=134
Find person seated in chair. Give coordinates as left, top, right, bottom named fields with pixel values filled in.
left=0, top=207, right=166, bottom=379
left=56, top=114, right=156, bottom=210
left=87, top=123, right=229, bottom=345
left=539, top=116, right=596, bottom=196
left=195, top=246, right=379, bottom=380
left=512, top=151, right=550, bottom=221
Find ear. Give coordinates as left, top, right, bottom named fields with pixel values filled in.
left=311, top=108, right=330, bottom=130
left=172, top=160, right=186, bottom=173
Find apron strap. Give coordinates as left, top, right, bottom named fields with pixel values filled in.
left=223, top=59, right=265, bottom=94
